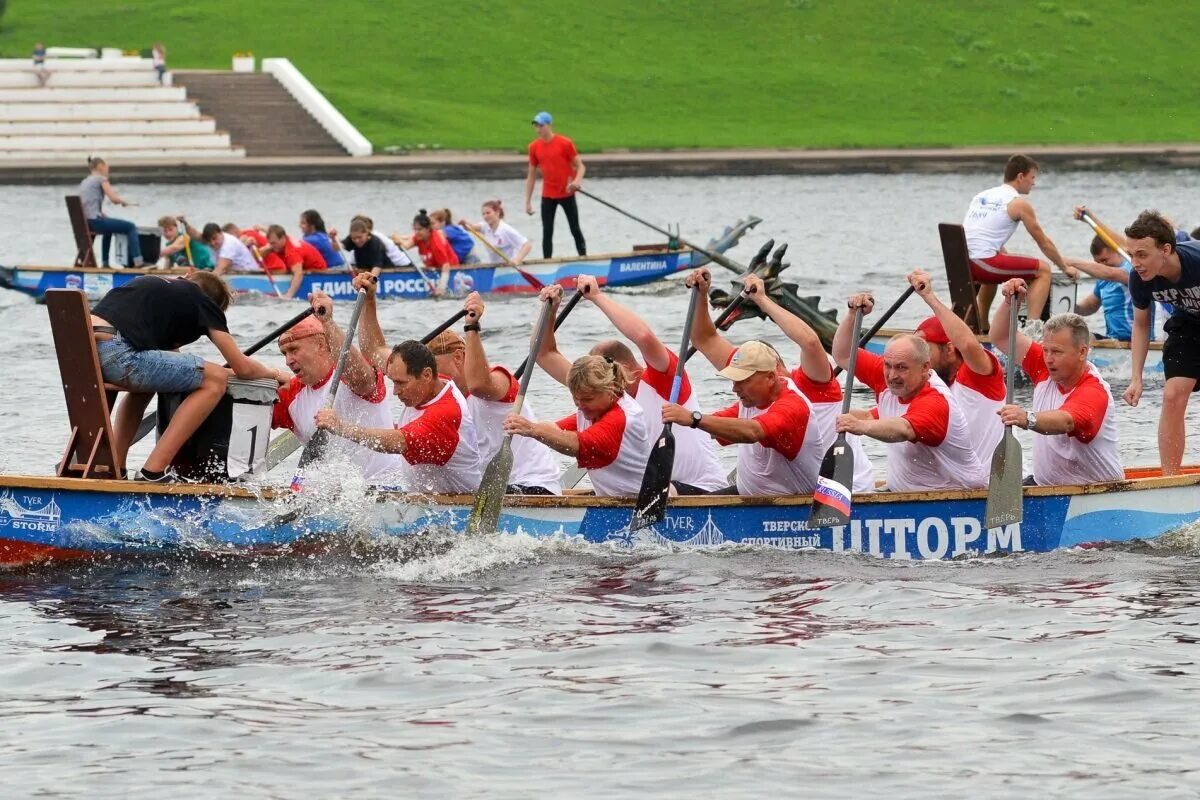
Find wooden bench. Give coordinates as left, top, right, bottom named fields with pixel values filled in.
left=938, top=222, right=982, bottom=333
left=66, top=194, right=97, bottom=268
left=45, top=289, right=124, bottom=479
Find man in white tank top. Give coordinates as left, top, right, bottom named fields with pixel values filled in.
left=535, top=276, right=727, bottom=493
left=907, top=269, right=1006, bottom=465
left=271, top=292, right=407, bottom=483
left=832, top=294, right=987, bottom=492
left=962, top=153, right=1077, bottom=324
left=424, top=293, right=562, bottom=494
left=990, top=279, right=1122, bottom=486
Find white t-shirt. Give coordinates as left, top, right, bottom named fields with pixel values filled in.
left=273, top=369, right=407, bottom=482
left=218, top=235, right=259, bottom=272
left=393, top=379, right=482, bottom=494
left=947, top=350, right=1007, bottom=466
left=634, top=350, right=727, bottom=492
left=1023, top=343, right=1122, bottom=485
left=556, top=393, right=652, bottom=497
left=466, top=367, right=561, bottom=494
left=790, top=368, right=875, bottom=492
left=963, top=183, right=1020, bottom=258
left=477, top=220, right=529, bottom=261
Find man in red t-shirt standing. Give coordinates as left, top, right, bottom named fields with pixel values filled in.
left=524, top=111, right=587, bottom=259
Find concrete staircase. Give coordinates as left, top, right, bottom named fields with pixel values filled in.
left=172, top=71, right=347, bottom=157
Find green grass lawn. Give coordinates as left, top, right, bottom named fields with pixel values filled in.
left=0, top=0, right=1193, bottom=151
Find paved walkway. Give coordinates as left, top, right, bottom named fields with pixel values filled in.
left=7, top=144, right=1200, bottom=184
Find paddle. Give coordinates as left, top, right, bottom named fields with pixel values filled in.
left=1079, top=210, right=1132, bottom=262
left=629, top=283, right=702, bottom=530
left=513, top=288, right=585, bottom=380
left=808, top=306, right=864, bottom=530
left=577, top=189, right=754, bottom=277
left=132, top=307, right=318, bottom=444
left=984, top=296, right=1024, bottom=529
left=832, top=286, right=916, bottom=378
left=462, top=221, right=545, bottom=290
left=465, top=297, right=555, bottom=536
left=250, top=244, right=284, bottom=299
left=682, top=240, right=778, bottom=362
left=252, top=307, right=469, bottom=476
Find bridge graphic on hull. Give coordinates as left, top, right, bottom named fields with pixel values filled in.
left=0, top=489, right=61, bottom=523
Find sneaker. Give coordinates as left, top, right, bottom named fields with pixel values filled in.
left=134, top=467, right=177, bottom=483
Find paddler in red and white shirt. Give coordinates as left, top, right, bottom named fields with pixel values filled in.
left=989, top=278, right=1122, bottom=485
left=421, top=292, right=561, bottom=495
left=504, top=351, right=652, bottom=497
left=271, top=290, right=406, bottom=482
left=314, top=273, right=482, bottom=494
left=663, top=339, right=825, bottom=496
left=690, top=269, right=875, bottom=492
left=535, top=277, right=727, bottom=494
left=832, top=293, right=987, bottom=492
left=907, top=268, right=1007, bottom=465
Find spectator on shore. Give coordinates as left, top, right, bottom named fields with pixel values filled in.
left=80, top=157, right=144, bottom=268
left=152, top=43, right=166, bottom=84
left=32, top=42, right=48, bottom=87
left=159, top=215, right=214, bottom=270
left=299, top=209, right=344, bottom=268
left=524, top=111, right=587, bottom=259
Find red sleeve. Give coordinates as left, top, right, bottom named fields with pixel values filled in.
left=710, top=401, right=740, bottom=447
left=272, top=377, right=302, bottom=430
left=854, top=349, right=887, bottom=395
left=754, top=390, right=811, bottom=459
left=556, top=413, right=579, bottom=432
left=492, top=366, right=519, bottom=404
left=528, top=140, right=540, bottom=166
left=244, top=229, right=267, bottom=247
left=574, top=405, right=625, bottom=469
left=398, top=397, right=463, bottom=466
left=1061, top=374, right=1110, bottom=444
left=561, top=136, right=579, bottom=161
left=349, top=368, right=387, bottom=404
left=791, top=367, right=842, bottom=404
left=902, top=385, right=950, bottom=446
left=955, top=349, right=1006, bottom=401
left=430, top=232, right=459, bottom=266
left=640, top=349, right=691, bottom=404
left=1021, top=342, right=1051, bottom=385
left=870, top=407, right=880, bottom=419
left=300, top=240, right=327, bottom=270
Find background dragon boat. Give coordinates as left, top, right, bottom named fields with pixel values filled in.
left=0, top=467, right=1197, bottom=567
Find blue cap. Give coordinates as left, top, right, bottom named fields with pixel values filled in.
left=532, top=111, right=552, bottom=126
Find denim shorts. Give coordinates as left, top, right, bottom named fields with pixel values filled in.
left=96, top=335, right=205, bottom=393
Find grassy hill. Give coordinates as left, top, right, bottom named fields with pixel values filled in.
left=0, top=0, right=1194, bottom=152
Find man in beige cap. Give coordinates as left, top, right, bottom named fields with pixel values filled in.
left=271, top=291, right=406, bottom=482
left=662, top=339, right=825, bottom=495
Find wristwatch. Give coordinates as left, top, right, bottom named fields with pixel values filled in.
left=690, top=411, right=703, bottom=429
left=463, top=323, right=481, bottom=333
left=1026, top=411, right=1038, bottom=432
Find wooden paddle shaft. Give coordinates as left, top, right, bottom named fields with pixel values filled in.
left=840, top=307, right=865, bottom=413
left=514, top=289, right=585, bottom=380
left=1080, top=212, right=1132, bottom=262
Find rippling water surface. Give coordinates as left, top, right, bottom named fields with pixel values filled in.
left=2, top=171, right=1200, bottom=797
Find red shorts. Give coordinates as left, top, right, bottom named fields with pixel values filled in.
left=970, top=253, right=1040, bottom=283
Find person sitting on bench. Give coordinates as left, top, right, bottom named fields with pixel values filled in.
left=80, top=156, right=144, bottom=268
left=90, top=272, right=284, bottom=481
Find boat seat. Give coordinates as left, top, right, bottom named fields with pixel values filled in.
left=45, top=289, right=126, bottom=479
left=65, top=194, right=97, bottom=268
left=938, top=222, right=982, bottom=333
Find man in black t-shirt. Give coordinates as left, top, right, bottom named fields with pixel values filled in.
left=1123, top=210, right=1200, bottom=475
left=90, top=273, right=283, bottom=481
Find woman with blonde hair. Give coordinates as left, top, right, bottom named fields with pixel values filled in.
left=504, top=353, right=652, bottom=496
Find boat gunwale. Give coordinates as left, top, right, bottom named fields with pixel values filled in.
left=1, top=469, right=1196, bottom=508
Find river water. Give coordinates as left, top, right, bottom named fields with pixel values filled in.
left=2, top=171, right=1199, bottom=798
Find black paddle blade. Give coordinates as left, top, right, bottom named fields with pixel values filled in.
left=807, top=434, right=855, bottom=529
left=984, top=430, right=1024, bottom=529
left=296, top=429, right=330, bottom=470
left=629, top=426, right=676, bottom=531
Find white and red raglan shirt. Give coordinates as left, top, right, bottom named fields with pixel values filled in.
left=791, top=367, right=876, bottom=492
left=556, top=393, right=651, bottom=497
left=393, top=378, right=482, bottom=494
left=948, top=350, right=1007, bottom=465
left=635, top=349, right=727, bottom=491
left=1022, top=343, right=1122, bottom=485
left=854, top=349, right=987, bottom=492
left=710, top=378, right=824, bottom=496
left=467, top=366, right=561, bottom=493
left=273, top=367, right=407, bottom=482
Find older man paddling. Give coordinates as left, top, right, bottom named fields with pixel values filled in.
left=907, top=268, right=1007, bottom=466
left=272, top=291, right=406, bottom=482
left=990, top=279, right=1122, bottom=485
left=314, top=273, right=482, bottom=494
left=832, top=293, right=986, bottom=492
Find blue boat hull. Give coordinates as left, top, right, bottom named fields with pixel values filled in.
left=1, top=471, right=1196, bottom=565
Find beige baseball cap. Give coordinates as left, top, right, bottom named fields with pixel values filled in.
left=718, top=340, right=778, bottom=381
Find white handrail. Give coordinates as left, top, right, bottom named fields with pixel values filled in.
left=262, top=58, right=371, bottom=157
